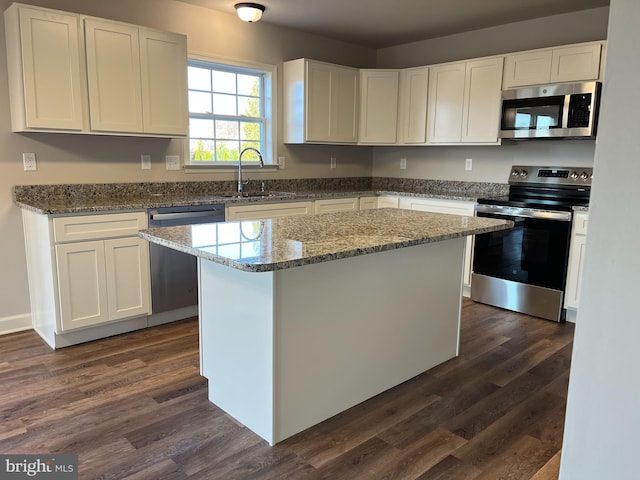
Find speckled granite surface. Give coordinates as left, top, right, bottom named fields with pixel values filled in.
left=139, top=208, right=512, bottom=272
left=13, top=177, right=508, bottom=215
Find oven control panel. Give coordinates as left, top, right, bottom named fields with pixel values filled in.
left=509, top=166, right=592, bottom=186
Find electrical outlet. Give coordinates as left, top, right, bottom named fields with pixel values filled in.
left=278, top=156, right=285, bottom=169
left=330, top=157, right=337, bottom=169
left=400, top=158, right=407, bottom=170
left=22, top=153, right=37, bottom=171
left=465, top=158, right=473, bottom=171
left=141, top=154, right=151, bottom=170
left=165, top=155, right=181, bottom=171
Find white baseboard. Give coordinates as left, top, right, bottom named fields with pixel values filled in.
left=0, top=313, right=32, bottom=335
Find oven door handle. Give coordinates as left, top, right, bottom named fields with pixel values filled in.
left=475, top=204, right=572, bottom=221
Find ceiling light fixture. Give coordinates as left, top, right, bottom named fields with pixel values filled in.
left=234, top=3, right=265, bottom=23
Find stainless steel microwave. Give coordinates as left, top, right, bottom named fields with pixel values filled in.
left=499, top=81, right=601, bottom=139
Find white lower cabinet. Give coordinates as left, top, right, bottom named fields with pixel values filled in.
left=359, top=197, right=379, bottom=210
left=565, top=212, right=589, bottom=316
left=22, top=210, right=150, bottom=348
left=226, top=201, right=314, bottom=221
left=315, top=197, right=359, bottom=214
left=398, top=197, right=476, bottom=289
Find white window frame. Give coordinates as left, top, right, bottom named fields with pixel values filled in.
left=184, top=52, right=277, bottom=171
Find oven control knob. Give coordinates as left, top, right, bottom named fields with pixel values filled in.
left=580, top=172, right=589, bottom=179
left=511, top=170, right=520, bottom=177
left=571, top=171, right=579, bottom=179
left=519, top=170, right=528, bottom=177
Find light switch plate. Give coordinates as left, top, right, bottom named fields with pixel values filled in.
left=141, top=154, right=151, bottom=170
left=165, top=155, right=180, bottom=170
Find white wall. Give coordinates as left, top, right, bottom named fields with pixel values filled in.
left=560, top=0, right=640, bottom=478
left=0, top=0, right=376, bottom=331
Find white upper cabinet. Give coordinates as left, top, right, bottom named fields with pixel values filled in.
left=4, top=4, right=85, bottom=131
left=428, top=57, right=503, bottom=144
left=427, top=62, right=467, bottom=143
left=85, top=19, right=188, bottom=135
left=283, top=58, right=359, bottom=144
left=85, top=19, right=144, bottom=133
left=503, top=41, right=604, bottom=88
left=4, top=4, right=188, bottom=137
left=461, top=57, right=504, bottom=143
left=397, top=66, right=429, bottom=145
left=358, top=69, right=399, bottom=144
left=139, top=29, right=188, bottom=136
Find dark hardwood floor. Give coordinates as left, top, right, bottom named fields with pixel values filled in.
left=0, top=298, right=574, bottom=479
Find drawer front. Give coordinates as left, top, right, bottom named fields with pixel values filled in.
left=53, top=212, right=148, bottom=243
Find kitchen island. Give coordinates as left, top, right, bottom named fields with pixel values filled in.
left=139, top=208, right=511, bottom=445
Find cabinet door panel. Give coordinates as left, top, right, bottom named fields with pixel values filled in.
left=333, top=66, right=359, bottom=143
left=18, top=7, right=84, bottom=130
left=503, top=50, right=552, bottom=88
left=550, top=44, right=602, bottom=83
left=56, top=241, right=108, bottom=331
left=105, top=237, right=150, bottom=320
left=315, top=198, right=359, bottom=214
left=427, top=63, right=466, bottom=143
left=462, top=57, right=503, bottom=143
left=305, top=62, right=333, bottom=142
left=85, top=19, right=144, bottom=132
left=139, top=29, right=188, bottom=135
left=227, top=202, right=314, bottom=221
left=359, top=70, right=398, bottom=144
left=398, top=67, right=429, bottom=144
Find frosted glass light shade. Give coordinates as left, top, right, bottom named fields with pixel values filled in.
left=235, top=3, right=265, bottom=22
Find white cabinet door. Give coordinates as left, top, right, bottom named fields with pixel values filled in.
left=462, top=57, right=504, bottom=143
left=427, top=62, right=466, bottom=143
left=85, top=19, right=144, bottom=133
left=359, top=70, right=399, bottom=144
left=105, top=237, right=151, bottom=320
left=398, top=67, right=429, bottom=144
left=56, top=240, right=109, bottom=331
left=5, top=5, right=84, bottom=131
left=227, top=202, right=315, bottom=221
left=504, top=42, right=604, bottom=88
left=315, top=197, right=359, bottom=214
left=565, top=212, right=589, bottom=310
left=503, top=50, right=553, bottom=89
left=303, top=60, right=359, bottom=144
left=139, top=29, right=188, bottom=136
left=550, top=43, right=602, bottom=83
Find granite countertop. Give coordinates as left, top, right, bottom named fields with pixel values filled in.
left=12, top=178, right=509, bottom=215
left=138, top=208, right=513, bottom=272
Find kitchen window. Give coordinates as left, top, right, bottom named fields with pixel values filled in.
left=186, top=55, right=276, bottom=167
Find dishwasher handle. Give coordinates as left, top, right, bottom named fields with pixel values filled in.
left=149, top=210, right=223, bottom=222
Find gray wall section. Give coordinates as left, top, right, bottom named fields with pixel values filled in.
left=376, top=7, right=610, bottom=69
left=560, top=0, right=640, bottom=477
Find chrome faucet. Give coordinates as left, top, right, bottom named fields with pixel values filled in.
left=238, top=147, right=264, bottom=194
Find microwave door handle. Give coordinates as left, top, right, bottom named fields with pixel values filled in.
left=562, top=95, right=571, bottom=129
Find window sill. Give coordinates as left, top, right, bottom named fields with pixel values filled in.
left=184, top=163, right=280, bottom=174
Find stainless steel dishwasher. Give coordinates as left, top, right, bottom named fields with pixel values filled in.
left=147, top=204, right=225, bottom=314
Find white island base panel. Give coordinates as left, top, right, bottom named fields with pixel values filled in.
left=198, top=237, right=465, bottom=445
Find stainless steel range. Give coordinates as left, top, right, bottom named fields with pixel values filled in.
left=471, top=165, right=592, bottom=322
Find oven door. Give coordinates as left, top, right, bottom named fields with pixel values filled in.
left=473, top=206, right=572, bottom=289
left=471, top=205, right=573, bottom=321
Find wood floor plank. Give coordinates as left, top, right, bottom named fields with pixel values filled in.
left=0, top=301, right=574, bottom=479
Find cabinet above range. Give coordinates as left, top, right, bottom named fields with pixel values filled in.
left=4, top=3, right=188, bottom=137
left=282, top=40, right=606, bottom=148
